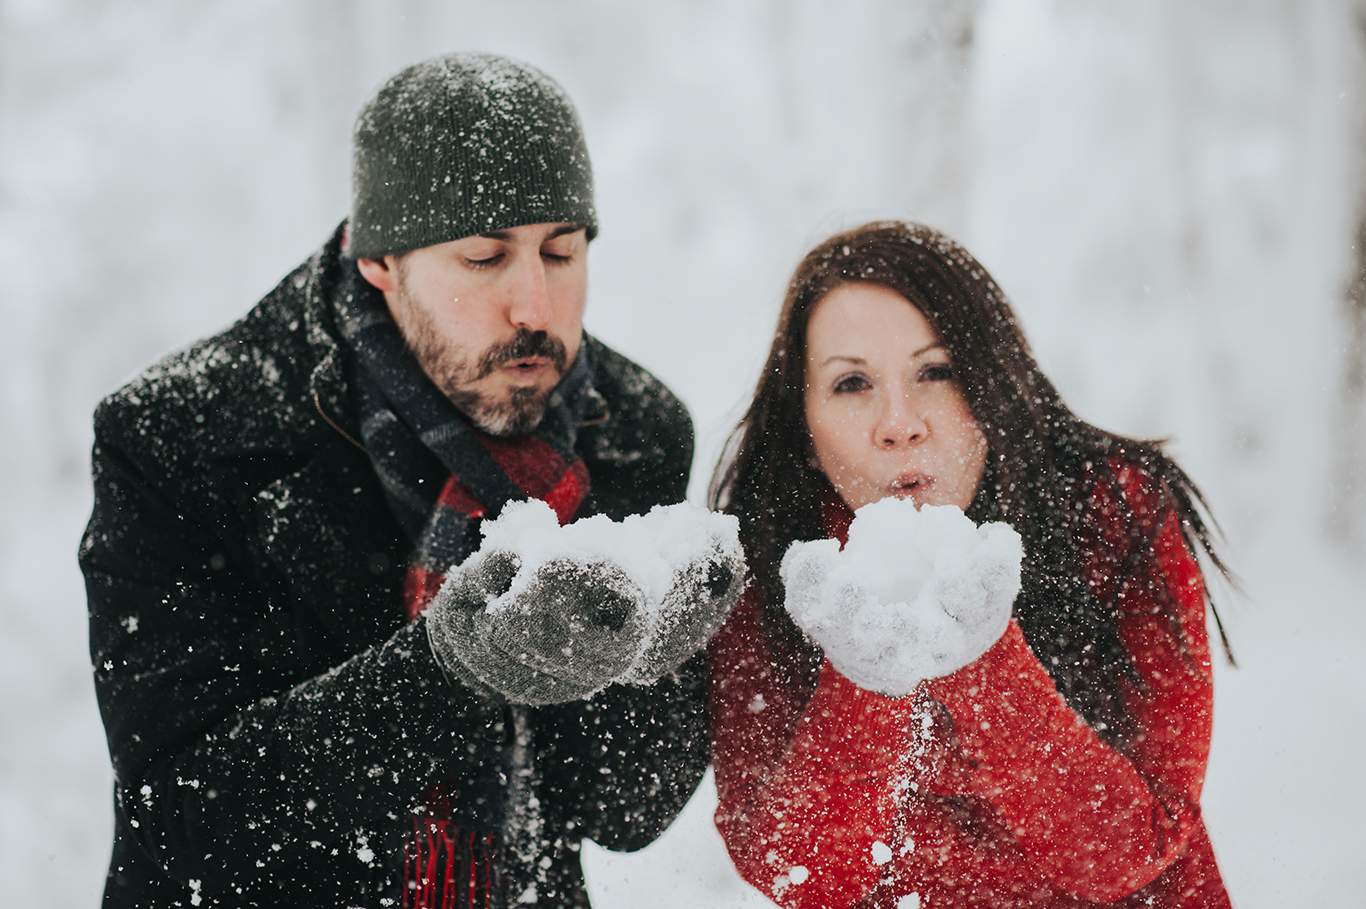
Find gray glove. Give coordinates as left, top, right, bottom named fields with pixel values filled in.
left=620, top=542, right=745, bottom=684
left=427, top=550, right=647, bottom=705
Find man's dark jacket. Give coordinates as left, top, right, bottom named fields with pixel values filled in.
left=80, top=226, right=708, bottom=907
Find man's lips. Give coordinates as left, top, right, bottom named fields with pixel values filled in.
left=500, top=357, right=553, bottom=380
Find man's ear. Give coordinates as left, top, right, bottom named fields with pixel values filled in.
left=356, top=256, right=397, bottom=293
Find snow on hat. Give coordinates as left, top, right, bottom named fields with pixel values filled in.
left=346, top=53, right=597, bottom=259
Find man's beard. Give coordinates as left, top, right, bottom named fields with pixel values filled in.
left=393, top=274, right=568, bottom=436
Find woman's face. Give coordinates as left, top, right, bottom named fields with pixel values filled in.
left=804, top=282, right=987, bottom=512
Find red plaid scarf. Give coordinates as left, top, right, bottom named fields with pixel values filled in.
left=401, top=433, right=588, bottom=909
left=334, top=262, right=595, bottom=905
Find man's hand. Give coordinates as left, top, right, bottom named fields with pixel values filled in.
left=620, top=538, right=745, bottom=684
left=427, top=500, right=747, bottom=703
left=426, top=550, right=647, bottom=705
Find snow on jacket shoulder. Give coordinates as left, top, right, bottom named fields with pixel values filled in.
left=708, top=459, right=1232, bottom=909
left=82, top=223, right=707, bottom=908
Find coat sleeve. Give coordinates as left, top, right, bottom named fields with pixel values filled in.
left=709, top=594, right=926, bottom=908
left=534, top=386, right=710, bottom=854
left=534, top=653, right=710, bottom=852
left=82, top=430, right=509, bottom=903
left=710, top=469, right=1217, bottom=909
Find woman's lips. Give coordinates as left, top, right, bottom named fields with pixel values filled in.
left=890, top=473, right=932, bottom=498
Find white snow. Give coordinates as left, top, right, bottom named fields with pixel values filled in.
left=472, top=498, right=741, bottom=681
left=781, top=499, right=1022, bottom=697
left=479, top=499, right=738, bottom=617
left=3, top=3, right=1365, bottom=908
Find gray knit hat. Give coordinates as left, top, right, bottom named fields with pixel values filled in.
left=346, top=53, right=597, bottom=259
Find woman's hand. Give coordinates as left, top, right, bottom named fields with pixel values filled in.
left=780, top=498, right=1021, bottom=697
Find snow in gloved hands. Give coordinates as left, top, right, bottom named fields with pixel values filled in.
left=781, top=497, right=1023, bottom=698
left=427, top=499, right=744, bottom=705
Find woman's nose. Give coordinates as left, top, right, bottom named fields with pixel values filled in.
left=876, top=391, right=928, bottom=448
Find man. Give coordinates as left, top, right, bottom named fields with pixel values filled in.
left=81, top=54, right=737, bottom=908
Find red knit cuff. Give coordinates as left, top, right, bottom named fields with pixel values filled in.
left=789, top=658, right=921, bottom=772
left=925, top=621, right=1063, bottom=755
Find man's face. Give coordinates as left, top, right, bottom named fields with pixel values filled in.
left=360, top=222, right=588, bottom=435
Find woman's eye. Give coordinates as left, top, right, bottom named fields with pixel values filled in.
left=833, top=373, right=872, bottom=394
left=919, top=363, right=955, bottom=382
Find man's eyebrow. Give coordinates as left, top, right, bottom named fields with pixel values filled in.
left=546, top=223, right=586, bottom=239
left=478, top=224, right=586, bottom=241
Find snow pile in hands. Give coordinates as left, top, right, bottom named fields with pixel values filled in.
left=476, top=498, right=743, bottom=680
left=781, top=498, right=1023, bottom=697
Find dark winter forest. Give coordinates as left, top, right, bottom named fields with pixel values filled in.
left=2, top=1, right=1363, bottom=906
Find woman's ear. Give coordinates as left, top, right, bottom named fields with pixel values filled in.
left=356, top=256, right=398, bottom=293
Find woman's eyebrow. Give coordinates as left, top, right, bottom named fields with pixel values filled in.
left=819, top=343, right=945, bottom=368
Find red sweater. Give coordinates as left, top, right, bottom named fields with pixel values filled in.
left=708, top=462, right=1232, bottom=908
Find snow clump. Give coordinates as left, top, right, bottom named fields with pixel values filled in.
left=781, top=497, right=1022, bottom=697
left=475, top=498, right=742, bottom=679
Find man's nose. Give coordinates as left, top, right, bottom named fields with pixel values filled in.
left=506, top=254, right=553, bottom=332
left=876, top=390, right=928, bottom=448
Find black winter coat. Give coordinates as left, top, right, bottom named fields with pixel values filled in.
left=80, top=226, right=708, bottom=908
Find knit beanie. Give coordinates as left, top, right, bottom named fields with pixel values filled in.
left=346, top=53, right=597, bottom=259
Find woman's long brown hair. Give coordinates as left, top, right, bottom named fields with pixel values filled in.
left=710, top=221, right=1230, bottom=748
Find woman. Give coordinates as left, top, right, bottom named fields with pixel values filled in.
left=707, top=222, right=1233, bottom=908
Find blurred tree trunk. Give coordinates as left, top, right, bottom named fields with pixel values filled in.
left=1329, top=5, right=1366, bottom=553
left=1331, top=215, right=1366, bottom=550
left=887, top=0, right=979, bottom=236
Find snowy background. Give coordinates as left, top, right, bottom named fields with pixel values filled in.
left=2, top=0, right=1364, bottom=905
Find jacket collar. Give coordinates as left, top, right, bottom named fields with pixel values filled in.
left=192, top=222, right=360, bottom=461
